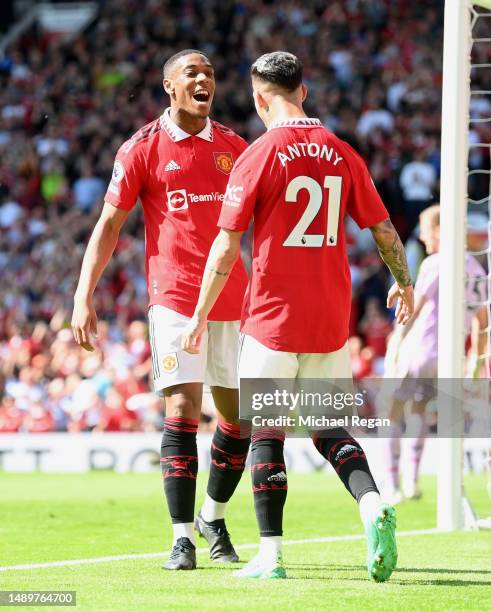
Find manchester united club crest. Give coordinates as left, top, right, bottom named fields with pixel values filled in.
left=162, top=353, right=178, bottom=373
left=213, top=152, right=234, bottom=175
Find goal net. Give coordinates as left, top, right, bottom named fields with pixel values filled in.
left=438, top=0, right=491, bottom=530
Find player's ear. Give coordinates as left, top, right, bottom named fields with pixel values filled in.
left=254, top=89, right=267, bottom=111
left=300, top=83, right=307, bottom=102
left=163, top=78, right=175, bottom=97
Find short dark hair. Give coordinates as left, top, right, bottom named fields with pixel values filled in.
left=251, top=51, right=303, bottom=92
left=163, top=49, right=210, bottom=78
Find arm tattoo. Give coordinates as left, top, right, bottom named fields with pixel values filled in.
left=208, top=267, right=229, bottom=277
left=371, top=219, right=412, bottom=287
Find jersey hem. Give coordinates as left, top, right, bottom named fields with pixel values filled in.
left=218, top=221, right=250, bottom=232
left=104, top=196, right=134, bottom=212
left=148, top=298, right=241, bottom=322
left=356, top=213, right=389, bottom=230
left=240, top=328, right=349, bottom=355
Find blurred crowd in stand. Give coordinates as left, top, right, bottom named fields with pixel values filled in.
left=1, top=1, right=490, bottom=432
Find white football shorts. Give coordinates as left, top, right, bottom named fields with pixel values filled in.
left=238, top=334, right=353, bottom=380
left=148, top=305, right=240, bottom=392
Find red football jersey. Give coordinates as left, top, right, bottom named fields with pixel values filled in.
left=104, top=109, right=248, bottom=320
left=218, top=117, right=389, bottom=352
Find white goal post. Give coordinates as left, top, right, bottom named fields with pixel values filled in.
left=438, top=0, right=491, bottom=530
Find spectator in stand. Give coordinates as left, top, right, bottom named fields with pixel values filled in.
left=359, top=297, right=393, bottom=370
left=399, top=141, right=438, bottom=239
left=0, top=396, right=23, bottom=432
left=23, top=402, right=55, bottom=433
left=126, top=392, right=165, bottom=432
left=349, top=336, right=375, bottom=379
left=94, top=387, right=139, bottom=432
left=1, top=1, right=487, bottom=432
left=72, top=160, right=105, bottom=212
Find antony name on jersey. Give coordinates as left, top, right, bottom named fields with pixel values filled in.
left=219, top=117, right=389, bottom=353
left=277, top=143, right=343, bottom=167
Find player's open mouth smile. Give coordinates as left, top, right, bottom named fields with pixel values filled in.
left=193, top=90, right=211, bottom=103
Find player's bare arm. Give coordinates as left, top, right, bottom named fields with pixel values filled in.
left=398, top=292, right=426, bottom=338
left=72, top=202, right=129, bottom=351
left=182, top=229, right=243, bottom=354
left=469, top=305, right=488, bottom=378
left=370, top=219, right=412, bottom=286
left=370, top=219, right=414, bottom=324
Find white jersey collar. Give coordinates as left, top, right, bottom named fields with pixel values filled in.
left=269, top=117, right=323, bottom=130
left=161, top=108, right=213, bottom=142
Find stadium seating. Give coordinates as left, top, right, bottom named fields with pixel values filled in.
left=0, top=0, right=452, bottom=431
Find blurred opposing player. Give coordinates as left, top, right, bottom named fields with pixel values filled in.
left=384, top=205, right=488, bottom=503
left=182, top=51, right=414, bottom=581
left=72, top=50, right=251, bottom=570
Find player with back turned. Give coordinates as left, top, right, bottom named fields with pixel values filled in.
left=182, top=51, right=414, bottom=581
left=71, top=50, right=251, bottom=571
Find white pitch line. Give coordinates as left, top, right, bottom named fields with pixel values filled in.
left=0, top=528, right=440, bottom=572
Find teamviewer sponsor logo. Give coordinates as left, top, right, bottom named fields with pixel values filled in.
left=188, top=192, right=224, bottom=203
left=224, top=185, right=243, bottom=207
left=167, top=189, right=188, bottom=211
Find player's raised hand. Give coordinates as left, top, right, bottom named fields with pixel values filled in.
left=71, top=296, right=98, bottom=351
left=182, top=315, right=207, bottom=354
left=387, top=283, right=414, bottom=325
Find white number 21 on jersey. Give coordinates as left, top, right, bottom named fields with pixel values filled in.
left=283, top=175, right=342, bottom=248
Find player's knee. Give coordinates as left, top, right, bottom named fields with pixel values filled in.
left=165, top=395, right=200, bottom=420
left=211, top=386, right=240, bottom=423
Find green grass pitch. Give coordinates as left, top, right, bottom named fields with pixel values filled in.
left=1, top=471, right=490, bottom=611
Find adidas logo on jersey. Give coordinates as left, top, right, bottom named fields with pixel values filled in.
left=267, top=471, right=287, bottom=483
left=165, top=160, right=181, bottom=171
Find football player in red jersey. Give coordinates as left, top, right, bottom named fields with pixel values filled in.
left=72, top=50, right=251, bottom=571
left=183, top=51, right=414, bottom=581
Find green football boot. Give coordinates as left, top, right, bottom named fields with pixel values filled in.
left=366, top=504, right=398, bottom=582
left=233, top=552, right=286, bottom=579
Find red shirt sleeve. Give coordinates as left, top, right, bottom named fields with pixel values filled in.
left=346, top=147, right=389, bottom=229
left=104, top=140, right=147, bottom=211
left=218, top=140, right=263, bottom=232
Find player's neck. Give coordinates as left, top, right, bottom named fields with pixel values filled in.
left=264, top=101, right=307, bottom=128
left=169, top=108, right=208, bottom=136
